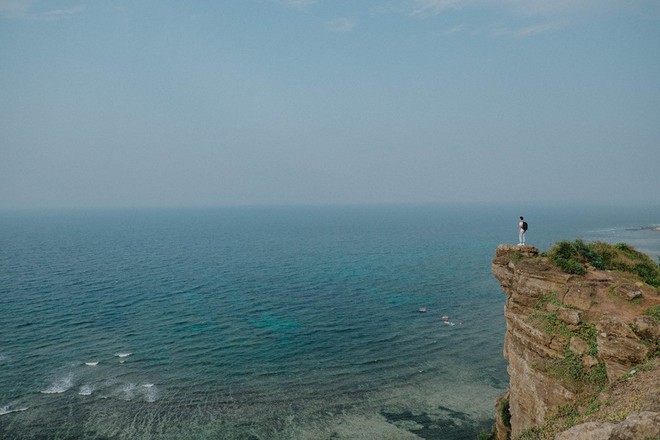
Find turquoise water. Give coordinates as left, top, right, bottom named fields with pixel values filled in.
left=1, top=204, right=659, bottom=439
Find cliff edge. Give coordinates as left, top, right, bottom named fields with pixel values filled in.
left=491, top=243, right=659, bottom=440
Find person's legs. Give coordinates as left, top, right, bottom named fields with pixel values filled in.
left=518, top=230, right=523, bottom=245
left=521, top=231, right=526, bottom=245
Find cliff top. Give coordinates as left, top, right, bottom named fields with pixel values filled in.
left=494, top=242, right=660, bottom=325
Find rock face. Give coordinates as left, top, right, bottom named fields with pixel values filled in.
left=491, top=244, right=659, bottom=439
left=554, top=421, right=616, bottom=440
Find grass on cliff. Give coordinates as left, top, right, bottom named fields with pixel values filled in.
left=517, top=359, right=659, bottom=440
left=549, top=240, right=660, bottom=288
left=645, top=305, right=660, bottom=322
left=532, top=292, right=608, bottom=392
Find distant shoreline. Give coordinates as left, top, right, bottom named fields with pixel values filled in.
left=625, top=226, right=660, bottom=232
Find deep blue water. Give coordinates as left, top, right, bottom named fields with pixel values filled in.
left=1, top=204, right=659, bottom=439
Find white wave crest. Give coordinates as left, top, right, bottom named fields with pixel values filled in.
left=41, top=375, right=74, bottom=394
left=115, top=353, right=132, bottom=358
left=78, top=385, right=94, bottom=396
left=0, top=405, right=28, bottom=416
left=84, top=362, right=99, bottom=366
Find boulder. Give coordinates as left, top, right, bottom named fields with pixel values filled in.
left=569, top=337, right=591, bottom=355
left=597, top=317, right=648, bottom=380
left=545, top=302, right=560, bottom=313
left=609, top=411, right=660, bottom=440
left=615, top=284, right=644, bottom=301
left=557, top=308, right=582, bottom=326
left=564, top=284, right=595, bottom=310
left=549, top=335, right=568, bottom=354
left=554, top=411, right=660, bottom=440
left=632, top=316, right=660, bottom=343
left=554, top=422, right=614, bottom=440
left=582, top=355, right=599, bottom=369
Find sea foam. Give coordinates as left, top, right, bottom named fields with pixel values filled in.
left=41, top=375, right=74, bottom=394
left=0, top=405, right=28, bottom=416
left=79, top=385, right=94, bottom=396
left=142, top=384, right=159, bottom=402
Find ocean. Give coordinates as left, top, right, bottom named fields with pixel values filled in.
left=1, top=204, right=659, bottom=440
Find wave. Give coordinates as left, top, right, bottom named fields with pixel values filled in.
left=120, top=383, right=137, bottom=401
left=113, top=382, right=160, bottom=402
left=115, top=353, right=132, bottom=358
left=41, top=374, right=74, bottom=394
left=79, top=385, right=94, bottom=396
left=142, top=384, right=159, bottom=402
left=84, top=361, right=99, bottom=366
left=0, top=405, right=29, bottom=416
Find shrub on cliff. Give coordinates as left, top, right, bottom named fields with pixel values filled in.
left=499, top=397, right=512, bottom=430
left=550, top=240, right=660, bottom=287
left=549, top=241, right=587, bottom=275
left=646, top=305, right=660, bottom=322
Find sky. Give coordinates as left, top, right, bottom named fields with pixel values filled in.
left=1, top=0, right=659, bottom=209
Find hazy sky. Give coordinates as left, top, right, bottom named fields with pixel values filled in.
left=1, top=0, right=659, bottom=209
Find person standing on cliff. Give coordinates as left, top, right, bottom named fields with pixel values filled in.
left=518, top=216, right=527, bottom=246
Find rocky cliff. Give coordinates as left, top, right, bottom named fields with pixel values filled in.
left=491, top=244, right=659, bottom=440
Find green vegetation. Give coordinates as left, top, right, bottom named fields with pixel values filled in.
left=504, top=241, right=659, bottom=440
left=534, top=292, right=598, bottom=355
left=535, top=291, right=567, bottom=310
left=619, top=360, right=656, bottom=383
left=632, top=361, right=654, bottom=372
left=500, top=398, right=511, bottom=430
left=645, top=305, right=660, bottom=322
left=549, top=241, right=587, bottom=274
left=583, top=399, right=601, bottom=416
left=533, top=292, right=607, bottom=390
left=478, top=397, right=510, bottom=440
left=516, top=401, right=583, bottom=440
left=543, top=347, right=607, bottom=391
left=517, top=357, right=659, bottom=440
left=517, top=395, right=608, bottom=440
left=548, top=240, right=660, bottom=287
left=477, top=429, right=495, bottom=440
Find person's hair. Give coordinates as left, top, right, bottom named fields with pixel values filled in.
left=519, top=216, right=524, bottom=220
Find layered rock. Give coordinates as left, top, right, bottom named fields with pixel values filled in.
left=491, top=244, right=659, bottom=439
